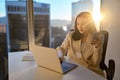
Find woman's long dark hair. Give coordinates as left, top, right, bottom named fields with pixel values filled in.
left=72, top=12, right=97, bottom=41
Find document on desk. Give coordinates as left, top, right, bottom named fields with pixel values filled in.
left=22, top=52, right=35, bottom=61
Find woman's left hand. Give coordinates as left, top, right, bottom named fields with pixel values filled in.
left=91, top=33, right=101, bottom=48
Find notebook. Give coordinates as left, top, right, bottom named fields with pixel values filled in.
left=30, top=46, right=77, bottom=74
left=22, top=52, right=34, bottom=61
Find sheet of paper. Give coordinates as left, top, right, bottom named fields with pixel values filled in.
left=22, top=51, right=35, bottom=61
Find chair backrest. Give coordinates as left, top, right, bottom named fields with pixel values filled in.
left=99, top=30, right=115, bottom=80
left=99, top=30, right=109, bottom=70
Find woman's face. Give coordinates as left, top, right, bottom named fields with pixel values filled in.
left=76, top=17, right=90, bottom=34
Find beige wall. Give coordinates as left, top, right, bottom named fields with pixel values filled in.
left=101, top=0, right=120, bottom=80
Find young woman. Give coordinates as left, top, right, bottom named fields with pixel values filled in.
left=56, top=12, right=105, bottom=77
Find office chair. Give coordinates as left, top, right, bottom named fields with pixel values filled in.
left=99, top=30, right=115, bottom=80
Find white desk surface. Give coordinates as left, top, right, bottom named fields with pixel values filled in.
left=9, top=51, right=106, bottom=80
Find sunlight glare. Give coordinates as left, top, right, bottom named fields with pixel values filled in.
left=62, top=26, right=67, bottom=31
left=92, top=13, right=102, bottom=23
left=92, top=12, right=102, bottom=30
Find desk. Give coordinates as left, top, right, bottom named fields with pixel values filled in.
left=9, top=51, right=106, bottom=80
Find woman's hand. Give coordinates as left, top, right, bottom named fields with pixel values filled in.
left=91, top=33, right=101, bottom=48
left=56, top=47, right=64, bottom=63
left=59, top=58, right=63, bottom=63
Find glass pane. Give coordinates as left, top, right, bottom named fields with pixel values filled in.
left=33, top=0, right=101, bottom=48
left=0, top=0, right=8, bottom=79
left=6, top=0, right=29, bottom=52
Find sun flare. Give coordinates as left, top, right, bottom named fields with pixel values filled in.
left=92, top=13, right=102, bottom=23
left=92, top=12, right=102, bottom=30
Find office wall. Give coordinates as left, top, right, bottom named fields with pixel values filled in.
left=101, top=0, right=120, bottom=80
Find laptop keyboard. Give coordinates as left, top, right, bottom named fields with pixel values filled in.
left=61, top=62, right=77, bottom=73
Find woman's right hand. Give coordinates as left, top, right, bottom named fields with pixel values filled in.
left=59, top=58, right=63, bottom=64
left=56, top=47, right=64, bottom=63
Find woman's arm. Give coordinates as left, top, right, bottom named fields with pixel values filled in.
left=90, top=34, right=103, bottom=66
left=91, top=46, right=103, bottom=66
left=56, top=33, right=71, bottom=57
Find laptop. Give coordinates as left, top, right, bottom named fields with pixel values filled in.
left=30, top=46, right=77, bottom=74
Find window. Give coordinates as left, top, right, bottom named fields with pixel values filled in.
left=3, top=0, right=101, bottom=52
left=0, top=0, right=8, bottom=79
left=32, top=0, right=101, bottom=48
left=6, top=0, right=29, bottom=52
